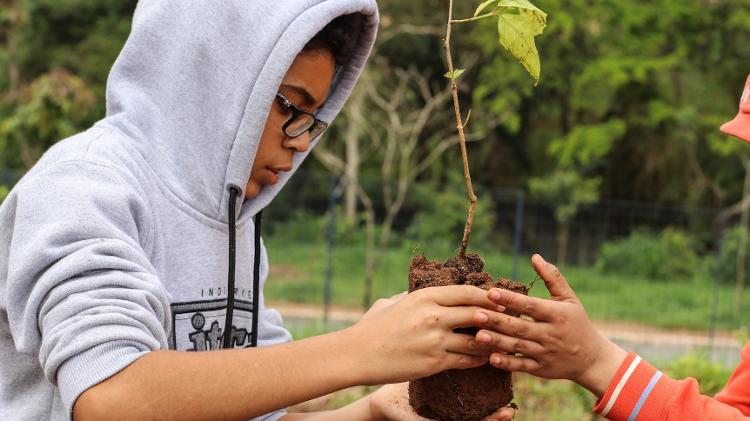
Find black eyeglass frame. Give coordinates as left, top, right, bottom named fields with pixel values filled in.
left=275, top=92, right=329, bottom=139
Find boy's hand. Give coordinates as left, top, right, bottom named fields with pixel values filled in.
left=368, top=383, right=431, bottom=421
left=472, top=254, right=627, bottom=398
left=368, top=383, right=515, bottom=421
left=345, top=285, right=499, bottom=385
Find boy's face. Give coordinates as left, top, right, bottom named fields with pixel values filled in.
left=245, top=49, right=336, bottom=199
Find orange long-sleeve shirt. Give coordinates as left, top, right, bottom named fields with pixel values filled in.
left=593, top=344, right=750, bottom=420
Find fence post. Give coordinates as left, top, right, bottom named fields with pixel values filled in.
left=512, top=190, right=525, bottom=281
left=323, top=176, right=339, bottom=328
left=709, top=213, right=726, bottom=349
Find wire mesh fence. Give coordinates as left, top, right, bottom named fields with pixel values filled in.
left=264, top=168, right=747, bottom=366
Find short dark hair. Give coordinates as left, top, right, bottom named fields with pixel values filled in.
left=303, top=13, right=362, bottom=66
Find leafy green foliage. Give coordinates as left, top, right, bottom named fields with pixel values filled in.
left=550, top=120, right=626, bottom=170
left=0, top=69, right=97, bottom=170
left=526, top=120, right=625, bottom=229
left=469, top=0, right=750, bottom=205
left=0, top=0, right=136, bottom=188
left=596, top=228, right=701, bottom=281
left=667, top=351, right=733, bottom=396
left=529, top=171, right=600, bottom=224
left=715, top=226, right=750, bottom=285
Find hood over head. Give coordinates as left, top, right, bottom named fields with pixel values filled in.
left=101, top=0, right=378, bottom=223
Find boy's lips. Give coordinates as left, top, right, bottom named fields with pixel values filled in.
left=265, top=166, right=291, bottom=185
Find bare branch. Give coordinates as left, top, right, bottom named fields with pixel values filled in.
left=413, top=134, right=483, bottom=178
left=312, top=145, right=345, bottom=175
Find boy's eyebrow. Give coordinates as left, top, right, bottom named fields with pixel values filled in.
left=280, top=84, right=326, bottom=110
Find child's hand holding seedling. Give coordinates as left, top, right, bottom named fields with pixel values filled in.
left=472, top=254, right=628, bottom=398
left=341, top=285, right=501, bottom=385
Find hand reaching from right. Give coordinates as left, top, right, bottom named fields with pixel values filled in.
left=472, top=254, right=627, bottom=398
left=344, top=285, right=499, bottom=386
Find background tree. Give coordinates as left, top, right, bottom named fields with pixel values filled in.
left=315, top=62, right=492, bottom=308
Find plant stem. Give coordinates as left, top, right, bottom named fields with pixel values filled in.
left=444, top=0, right=477, bottom=258
left=450, top=13, right=496, bottom=24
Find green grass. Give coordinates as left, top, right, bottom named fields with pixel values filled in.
left=264, top=238, right=749, bottom=332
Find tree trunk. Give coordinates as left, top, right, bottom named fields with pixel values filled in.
left=556, top=222, right=569, bottom=267
left=362, top=212, right=376, bottom=309
left=344, top=87, right=364, bottom=226
left=356, top=187, right=377, bottom=309
left=6, top=0, right=20, bottom=99
left=734, top=159, right=750, bottom=316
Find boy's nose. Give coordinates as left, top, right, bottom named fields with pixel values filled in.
left=284, top=132, right=311, bottom=153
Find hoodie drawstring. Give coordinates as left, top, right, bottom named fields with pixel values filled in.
left=223, top=186, right=262, bottom=349
left=251, top=210, right=262, bottom=347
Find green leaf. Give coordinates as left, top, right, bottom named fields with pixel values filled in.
left=444, top=68, right=466, bottom=81
left=496, top=8, right=545, bottom=84
left=497, top=0, right=547, bottom=35
left=474, top=0, right=498, bottom=17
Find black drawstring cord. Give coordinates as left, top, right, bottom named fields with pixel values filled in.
left=223, top=186, right=239, bottom=349
left=251, top=210, right=262, bottom=347
left=222, top=185, right=263, bottom=349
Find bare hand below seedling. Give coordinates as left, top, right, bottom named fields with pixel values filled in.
left=368, top=382, right=516, bottom=421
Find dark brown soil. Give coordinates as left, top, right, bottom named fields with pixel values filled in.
left=408, top=253, right=528, bottom=421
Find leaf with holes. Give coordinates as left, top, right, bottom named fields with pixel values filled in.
left=496, top=2, right=547, bottom=84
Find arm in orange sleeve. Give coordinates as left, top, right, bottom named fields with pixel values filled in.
left=592, top=352, right=750, bottom=420
left=716, top=343, right=750, bottom=415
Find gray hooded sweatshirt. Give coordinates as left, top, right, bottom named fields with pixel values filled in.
left=0, top=1, right=377, bottom=419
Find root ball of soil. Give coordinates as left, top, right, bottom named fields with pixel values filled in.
left=407, top=253, right=528, bottom=421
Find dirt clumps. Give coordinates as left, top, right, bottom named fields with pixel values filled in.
left=408, top=253, right=528, bottom=421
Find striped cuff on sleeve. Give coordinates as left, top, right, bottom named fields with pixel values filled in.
left=593, top=352, right=667, bottom=421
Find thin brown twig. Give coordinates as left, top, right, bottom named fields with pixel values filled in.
left=444, top=0, right=477, bottom=258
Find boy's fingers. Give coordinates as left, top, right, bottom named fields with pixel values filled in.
left=475, top=310, right=545, bottom=342
left=444, top=332, right=493, bottom=357
left=475, top=329, right=544, bottom=356
left=444, top=352, right=489, bottom=370
left=482, top=406, right=516, bottom=421
left=531, top=254, right=577, bottom=301
left=423, top=285, right=495, bottom=309
left=486, top=289, right=554, bottom=321
left=489, top=352, right=541, bottom=373
left=448, top=306, right=505, bottom=329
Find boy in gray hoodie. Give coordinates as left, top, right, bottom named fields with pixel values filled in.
left=0, top=1, right=515, bottom=420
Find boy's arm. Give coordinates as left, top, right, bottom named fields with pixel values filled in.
left=472, top=254, right=750, bottom=421
left=73, top=284, right=499, bottom=421
left=74, top=331, right=366, bottom=420
left=593, top=352, right=749, bottom=421
left=716, top=343, right=750, bottom=415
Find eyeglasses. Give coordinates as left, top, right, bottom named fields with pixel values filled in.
left=275, top=92, right=329, bottom=139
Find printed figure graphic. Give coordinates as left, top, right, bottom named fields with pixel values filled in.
left=171, top=300, right=255, bottom=351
